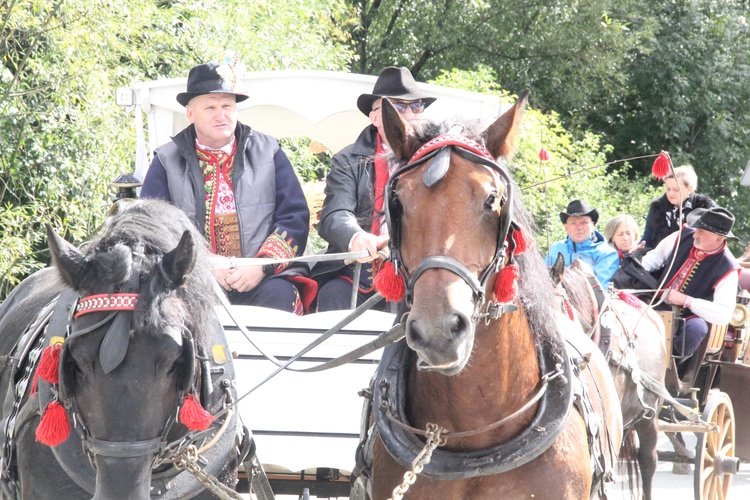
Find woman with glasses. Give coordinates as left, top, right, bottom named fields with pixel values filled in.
left=544, top=199, right=620, bottom=289
left=313, top=67, right=436, bottom=311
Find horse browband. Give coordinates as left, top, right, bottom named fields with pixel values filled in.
left=74, top=293, right=138, bottom=318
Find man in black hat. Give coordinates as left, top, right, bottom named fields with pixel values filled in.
left=544, top=199, right=620, bottom=288
left=314, top=67, right=436, bottom=311
left=141, top=59, right=314, bottom=314
left=641, top=206, right=740, bottom=357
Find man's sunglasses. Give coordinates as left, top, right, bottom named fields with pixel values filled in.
left=373, top=100, right=426, bottom=114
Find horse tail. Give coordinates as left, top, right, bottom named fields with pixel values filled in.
left=618, top=428, right=641, bottom=498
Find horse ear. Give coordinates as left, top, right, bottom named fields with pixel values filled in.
left=550, top=252, right=566, bottom=286
left=482, top=89, right=529, bottom=161
left=46, top=224, right=87, bottom=289
left=381, top=98, right=416, bottom=162
left=159, top=230, right=197, bottom=289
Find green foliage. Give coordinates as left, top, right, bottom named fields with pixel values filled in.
left=430, top=67, right=660, bottom=253
left=346, top=0, right=645, bottom=123
left=280, top=137, right=333, bottom=183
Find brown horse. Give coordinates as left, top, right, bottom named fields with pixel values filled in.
left=367, top=95, right=623, bottom=499
left=550, top=256, right=668, bottom=500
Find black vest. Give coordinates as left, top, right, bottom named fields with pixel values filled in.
left=661, top=227, right=738, bottom=317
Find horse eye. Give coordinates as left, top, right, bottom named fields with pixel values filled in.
left=484, top=193, right=498, bottom=211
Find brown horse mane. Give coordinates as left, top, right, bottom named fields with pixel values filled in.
left=389, top=118, right=565, bottom=357
left=75, top=199, right=217, bottom=343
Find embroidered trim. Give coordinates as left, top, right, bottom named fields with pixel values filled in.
left=197, top=143, right=238, bottom=255
left=74, top=294, right=139, bottom=318
left=257, top=229, right=299, bottom=273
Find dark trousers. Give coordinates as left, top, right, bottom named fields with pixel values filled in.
left=227, top=277, right=299, bottom=313
left=674, top=317, right=709, bottom=357
left=316, top=277, right=387, bottom=312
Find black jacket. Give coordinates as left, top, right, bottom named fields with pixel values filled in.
left=641, top=192, right=715, bottom=249
left=313, top=125, right=379, bottom=280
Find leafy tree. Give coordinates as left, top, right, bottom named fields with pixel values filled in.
left=346, top=0, right=647, bottom=126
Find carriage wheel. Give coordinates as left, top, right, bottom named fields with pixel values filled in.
left=694, top=390, right=739, bottom=500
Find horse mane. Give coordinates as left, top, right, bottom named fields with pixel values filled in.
left=392, top=119, right=565, bottom=357
left=79, top=199, right=217, bottom=342
left=560, top=266, right=597, bottom=326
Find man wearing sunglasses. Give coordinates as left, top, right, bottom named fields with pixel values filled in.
left=314, top=67, right=436, bottom=311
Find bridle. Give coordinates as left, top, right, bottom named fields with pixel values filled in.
left=384, top=131, right=519, bottom=318
left=56, top=245, right=196, bottom=461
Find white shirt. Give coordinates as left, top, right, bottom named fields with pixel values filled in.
left=641, top=231, right=738, bottom=325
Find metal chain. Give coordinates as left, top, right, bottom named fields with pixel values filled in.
left=389, top=423, right=448, bottom=500
left=174, top=445, right=243, bottom=500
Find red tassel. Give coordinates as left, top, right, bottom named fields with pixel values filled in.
left=30, top=373, right=38, bottom=395
left=618, top=291, right=644, bottom=310
left=651, top=151, right=671, bottom=180
left=512, top=227, right=529, bottom=255
left=179, top=394, right=214, bottom=431
left=493, top=264, right=519, bottom=303
left=37, top=344, right=62, bottom=384
left=36, top=401, right=70, bottom=447
left=374, top=261, right=405, bottom=302
left=538, top=148, right=550, bottom=161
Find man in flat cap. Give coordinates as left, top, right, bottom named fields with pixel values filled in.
left=314, top=67, right=436, bottom=311
left=544, top=199, right=620, bottom=288
left=641, top=206, right=740, bottom=357
left=141, top=58, right=315, bottom=314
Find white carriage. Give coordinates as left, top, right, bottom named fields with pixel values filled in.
left=116, top=72, right=500, bottom=498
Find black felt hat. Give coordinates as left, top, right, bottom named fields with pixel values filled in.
left=691, top=207, right=737, bottom=239
left=356, top=67, right=436, bottom=115
left=176, top=62, right=249, bottom=107
left=559, top=200, right=599, bottom=225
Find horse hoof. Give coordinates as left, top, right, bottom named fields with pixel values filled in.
left=671, top=462, right=692, bottom=475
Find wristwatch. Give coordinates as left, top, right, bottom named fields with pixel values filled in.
left=262, top=263, right=275, bottom=276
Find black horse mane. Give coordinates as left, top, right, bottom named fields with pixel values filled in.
left=79, top=199, right=217, bottom=342
left=398, top=119, right=565, bottom=356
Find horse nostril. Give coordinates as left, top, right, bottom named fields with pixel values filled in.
left=406, top=318, right=425, bottom=348
left=449, top=314, right=468, bottom=339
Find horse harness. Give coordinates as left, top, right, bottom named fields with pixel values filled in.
left=0, top=246, right=241, bottom=498
left=350, top=131, right=612, bottom=497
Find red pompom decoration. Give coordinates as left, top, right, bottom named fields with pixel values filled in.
left=36, top=400, right=70, bottom=447
left=37, top=343, right=62, bottom=384
left=538, top=148, right=550, bottom=161
left=512, top=227, right=529, bottom=255
left=374, top=260, right=406, bottom=302
left=618, top=291, right=644, bottom=310
left=651, top=151, right=671, bottom=180
left=179, top=394, right=214, bottom=431
left=493, top=264, right=519, bottom=303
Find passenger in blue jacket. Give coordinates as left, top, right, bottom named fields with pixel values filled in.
left=544, top=199, right=620, bottom=288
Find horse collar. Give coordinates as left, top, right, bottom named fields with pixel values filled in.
left=374, top=339, right=575, bottom=480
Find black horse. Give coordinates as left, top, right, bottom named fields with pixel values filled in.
left=0, top=200, right=244, bottom=499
